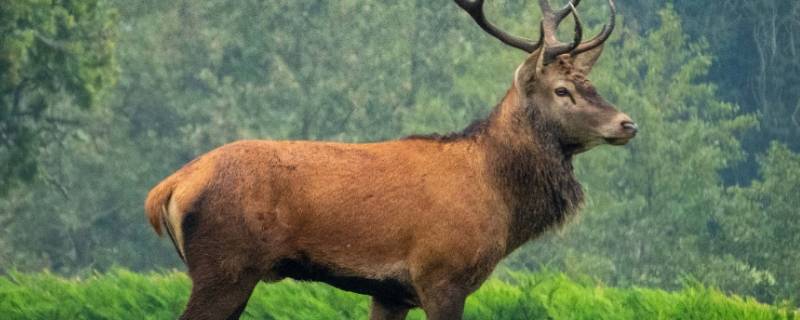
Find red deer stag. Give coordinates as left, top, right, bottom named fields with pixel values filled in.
left=145, top=0, right=636, bottom=319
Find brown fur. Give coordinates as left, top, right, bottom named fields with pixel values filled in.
left=145, top=13, right=635, bottom=320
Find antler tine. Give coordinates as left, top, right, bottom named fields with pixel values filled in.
left=571, top=0, right=616, bottom=55
left=537, top=0, right=563, bottom=50
left=454, top=0, right=541, bottom=53
left=564, top=3, right=583, bottom=52
left=554, top=0, right=581, bottom=22
left=542, top=1, right=583, bottom=62
left=538, top=0, right=553, bottom=13
left=538, top=0, right=578, bottom=36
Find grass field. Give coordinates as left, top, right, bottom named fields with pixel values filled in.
left=0, top=269, right=795, bottom=319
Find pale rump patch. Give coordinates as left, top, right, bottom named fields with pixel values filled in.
left=163, top=196, right=186, bottom=261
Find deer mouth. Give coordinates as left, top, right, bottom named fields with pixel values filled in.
left=604, top=136, right=634, bottom=145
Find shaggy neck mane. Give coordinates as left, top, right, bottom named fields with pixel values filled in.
left=403, top=86, right=584, bottom=251
left=486, top=88, right=584, bottom=251
left=487, top=101, right=583, bottom=253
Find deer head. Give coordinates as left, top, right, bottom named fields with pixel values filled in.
left=456, top=0, right=637, bottom=155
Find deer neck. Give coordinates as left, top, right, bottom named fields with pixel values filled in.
left=481, top=86, right=585, bottom=253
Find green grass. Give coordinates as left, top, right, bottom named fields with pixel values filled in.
left=0, top=269, right=795, bottom=319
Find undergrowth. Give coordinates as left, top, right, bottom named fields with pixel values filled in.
left=0, top=269, right=795, bottom=319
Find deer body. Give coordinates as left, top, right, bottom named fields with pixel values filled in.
left=146, top=1, right=635, bottom=319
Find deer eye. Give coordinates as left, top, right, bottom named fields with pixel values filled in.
left=555, top=87, right=570, bottom=97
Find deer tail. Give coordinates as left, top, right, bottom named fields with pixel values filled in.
left=144, top=175, right=187, bottom=261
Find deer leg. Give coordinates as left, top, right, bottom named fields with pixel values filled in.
left=418, top=283, right=468, bottom=320
left=179, top=271, right=259, bottom=320
left=369, top=296, right=411, bottom=320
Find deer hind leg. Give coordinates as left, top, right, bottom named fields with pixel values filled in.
left=178, top=212, right=262, bottom=320
left=179, top=269, right=259, bottom=320
left=370, top=297, right=411, bottom=320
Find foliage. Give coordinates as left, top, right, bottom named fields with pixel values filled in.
left=0, top=269, right=794, bottom=320
left=0, top=0, right=118, bottom=195
left=713, top=142, right=800, bottom=304
left=619, top=0, right=800, bottom=165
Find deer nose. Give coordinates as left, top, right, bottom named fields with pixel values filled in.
left=621, top=121, right=638, bottom=135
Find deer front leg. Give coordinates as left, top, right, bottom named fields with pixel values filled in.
left=417, top=282, right=469, bottom=320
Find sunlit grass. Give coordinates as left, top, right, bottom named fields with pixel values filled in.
left=0, top=269, right=795, bottom=319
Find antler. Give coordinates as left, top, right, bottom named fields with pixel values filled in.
left=454, top=0, right=615, bottom=63
left=571, top=0, right=615, bottom=55
left=540, top=0, right=583, bottom=60
left=453, top=0, right=541, bottom=52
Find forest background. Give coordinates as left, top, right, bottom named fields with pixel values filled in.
left=2, top=0, right=799, bottom=308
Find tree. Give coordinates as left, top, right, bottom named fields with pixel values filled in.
left=716, top=143, right=800, bottom=305
left=617, top=0, right=800, bottom=184
left=0, top=0, right=117, bottom=195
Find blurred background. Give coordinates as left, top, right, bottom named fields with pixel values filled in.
left=1, top=0, right=798, bottom=308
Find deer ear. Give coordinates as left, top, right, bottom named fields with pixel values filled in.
left=534, top=45, right=546, bottom=75
left=516, top=47, right=547, bottom=85
left=572, top=44, right=604, bottom=73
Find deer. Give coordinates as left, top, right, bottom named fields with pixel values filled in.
left=144, top=0, right=636, bottom=319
